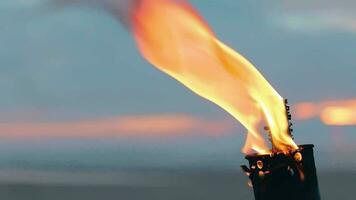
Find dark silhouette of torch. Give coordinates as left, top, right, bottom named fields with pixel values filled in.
left=241, top=100, right=321, bottom=200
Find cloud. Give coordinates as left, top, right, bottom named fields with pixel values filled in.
left=281, top=0, right=356, bottom=12
left=0, top=114, right=234, bottom=139
left=275, top=0, right=356, bottom=34
left=278, top=12, right=356, bottom=34
left=1, top=97, right=354, bottom=140
left=293, top=99, right=356, bottom=126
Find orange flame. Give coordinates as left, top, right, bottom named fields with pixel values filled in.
left=131, top=0, right=297, bottom=154
left=294, top=99, right=356, bottom=126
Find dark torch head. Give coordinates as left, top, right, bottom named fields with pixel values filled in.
left=241, top=144, right=321, bottom=200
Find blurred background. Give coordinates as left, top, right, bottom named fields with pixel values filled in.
left=0, top=0, right=355, bottom=199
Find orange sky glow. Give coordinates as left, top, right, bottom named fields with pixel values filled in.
left=0, top=114, right=233, bottom=139
left=0, top=99, right=353, bottom=139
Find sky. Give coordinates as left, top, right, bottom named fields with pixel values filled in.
left=0, top=0, right=355, bottom=172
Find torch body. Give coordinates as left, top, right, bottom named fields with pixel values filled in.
left=243, top=144, right=320, bottom=200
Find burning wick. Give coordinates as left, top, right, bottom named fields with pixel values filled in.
left=241, top=101, right=320, bottom=200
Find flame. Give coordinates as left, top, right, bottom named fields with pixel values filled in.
left=130, top=0, right=297, bottom=154
left=294, top=99, right=356, bottom=126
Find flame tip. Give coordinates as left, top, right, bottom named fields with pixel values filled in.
left=132, top=0, right=297, bottom=155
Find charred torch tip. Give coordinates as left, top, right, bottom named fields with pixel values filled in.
left=284, top=98, right=294, bottom=138
left=242, top=144, right=320, bottom=200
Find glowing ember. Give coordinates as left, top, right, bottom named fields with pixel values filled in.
left=130, top=0, right=297, bottom=154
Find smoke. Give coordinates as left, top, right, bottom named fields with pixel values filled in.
left=45, top=0, right=141, bottom=27
left=278, top=0, right=356, bottom=34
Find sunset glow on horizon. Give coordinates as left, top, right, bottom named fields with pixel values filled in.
left=0, top=98, right=354, bottom=140
left=0, top=114, right=233, bottom=139
left=294, top=99, right=356, bottom=126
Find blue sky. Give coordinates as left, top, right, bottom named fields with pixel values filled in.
left=0, top=0, right=355, bottom=171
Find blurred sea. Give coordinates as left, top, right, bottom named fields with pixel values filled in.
left=0, top=169, right=354, bottom=200
left=0, top=136, right=355, bottom=199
